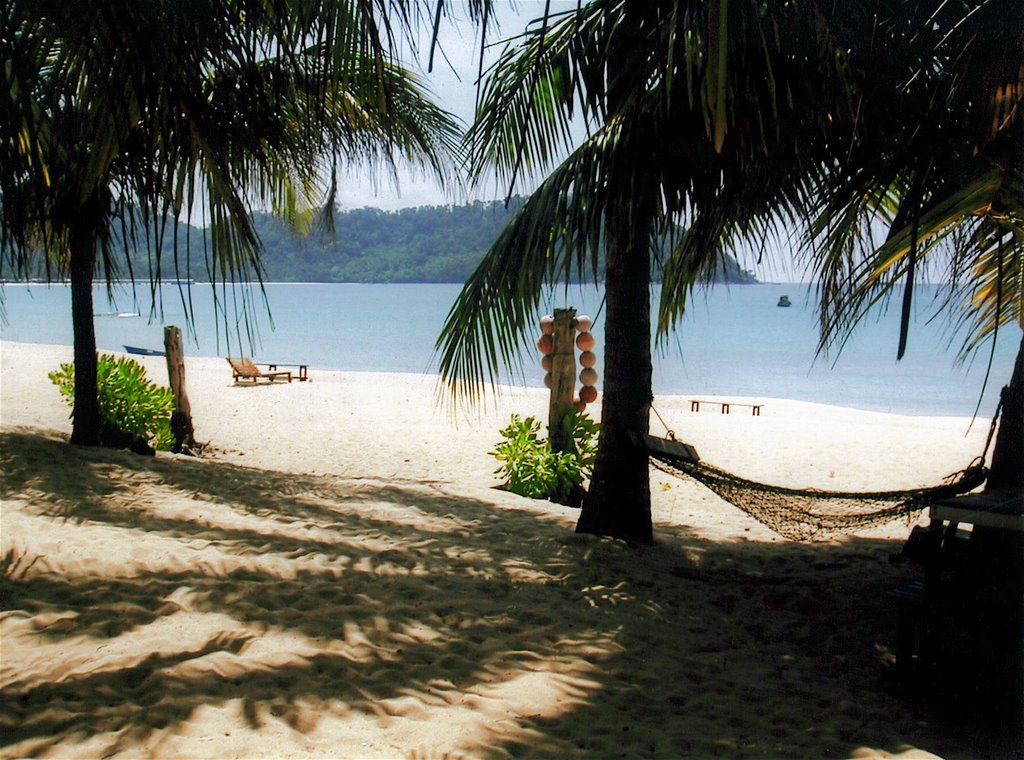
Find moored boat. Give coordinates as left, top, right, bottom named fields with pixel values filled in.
left=123, top=345, right=164, bottom=357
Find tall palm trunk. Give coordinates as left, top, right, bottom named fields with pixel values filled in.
left=68, top=208, right=102, bottom=446
left=577, top=195, right=654, bottom=542
left=987, top=330, right=1024, bottom=491
left=576, top=3, right=657, bottom=542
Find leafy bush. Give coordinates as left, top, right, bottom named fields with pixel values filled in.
left=491, top=411, right=600, bottom=506
left=49, top=355, right=175, bottom=450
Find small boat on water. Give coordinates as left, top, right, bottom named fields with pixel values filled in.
left=777, top=295, right=792, bottom=307
left=124, top=345, right=164, bottom=357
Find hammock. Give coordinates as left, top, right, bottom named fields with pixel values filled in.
left=641, top=432, right=988, bottom=541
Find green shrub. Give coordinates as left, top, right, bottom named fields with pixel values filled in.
left=491, top=411, right=600, bottom=506
left=49, top=355, right=175, bottom=450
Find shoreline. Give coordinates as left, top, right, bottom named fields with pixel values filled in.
left=1, top=338, right=992, bottom=524
left=0, top=338, right=997, bottom=421
left=3, top=279, right=1016, bottom=420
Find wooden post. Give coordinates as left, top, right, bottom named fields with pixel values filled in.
left=548, top=308, right=577, bottom=454
left=164, top=325, right=195, bottom=453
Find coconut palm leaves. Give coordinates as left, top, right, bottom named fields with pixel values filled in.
left=1, top=0, right=462, bottom=444
left=804, top=0, right=1023, bottom=361
left=442, top=0, right=1022, bottom=392
left=438, top=0, right=849, bottom=399
left=3, top=0, right=462, bottom=278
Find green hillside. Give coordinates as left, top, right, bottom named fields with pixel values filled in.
left=7, top=199, right=758, bottom=285
left=255, top=200, right=529, bottom=283
left=254, top=199, right=757, bottom=284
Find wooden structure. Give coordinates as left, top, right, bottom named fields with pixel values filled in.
left=931, top=489, right=1024, bottom=531
left=266, top=362, right=310, bottom=381
left=547, top=308, right=577, bottom=453
left=689, top=399, right=763, bottom=415
left=227, top=357, right=292, bottom=384
left=163, top=326, right=195, bottom=452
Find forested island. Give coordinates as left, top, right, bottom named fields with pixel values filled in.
left=10, top=199, right=758, bottom=285
left=254, top=200, right=757, bottom=284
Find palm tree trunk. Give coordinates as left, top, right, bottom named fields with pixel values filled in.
left=987, top=330, right=1024, bottom=491
left=576, top=200, right=654, bottom=542
left=69, top=226, right=101, bottom=446
left=576, top=3, right=656, bottom=543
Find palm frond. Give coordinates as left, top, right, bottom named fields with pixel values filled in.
left=437, top=129, right=628, bottom=401
left=1, top=0, right=463, bottom=295
left=464, top=0, right=625, bottom=184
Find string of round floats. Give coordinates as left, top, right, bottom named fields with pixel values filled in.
left=536, top=314, right=598, bottom=411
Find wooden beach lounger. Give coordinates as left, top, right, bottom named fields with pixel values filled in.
left=227, top=357, right=292, bottom=384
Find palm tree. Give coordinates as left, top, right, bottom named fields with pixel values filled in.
left=1, top=0, right=461, bottom=446
left=438, top=0, right=858, bottom=542
left=438, top=0, right=1021, bottom=542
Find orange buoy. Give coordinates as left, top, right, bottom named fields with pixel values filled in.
left=579, top=385, right=598, bottom=404
left=541, top=354, right=553, bottom=372
left=575, top=399, right=587, bottom=413
left=579, top=350, right=597, bottom=368
left=579, top=367, right=598, bottom=386
left=576, top=332, right=595, bottom=351
left=574, top=315, right=593, bottom=332
left=539, top=314, right=555, bottom=334
left=544, top=372, right=553, bottom=389
left=537, top=334, right=554, bottom=354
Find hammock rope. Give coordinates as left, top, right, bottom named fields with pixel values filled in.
left=647, top=403, right=992, bottom=541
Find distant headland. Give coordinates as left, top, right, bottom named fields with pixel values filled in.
left=7, top=198, right=758, bottom=286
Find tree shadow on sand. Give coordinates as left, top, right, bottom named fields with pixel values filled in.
left=0, top=429, right=1016, bottom=759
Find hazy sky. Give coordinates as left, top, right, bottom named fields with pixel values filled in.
left=333, top=1, right=579, bottom=211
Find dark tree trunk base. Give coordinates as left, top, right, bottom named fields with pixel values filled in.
left=68, top=200, right=103, bottom=447
left=578, top=426, right=653, bottom=543
left=987, top=332, right=1024, bottom=492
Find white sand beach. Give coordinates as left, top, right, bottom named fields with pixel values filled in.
left=0, top=339, right=1011, bottom=759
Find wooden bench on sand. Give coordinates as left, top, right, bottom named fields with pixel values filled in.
left=689, top=399, right=763, bottom=416
left=266, top=363, right=310, bottom=382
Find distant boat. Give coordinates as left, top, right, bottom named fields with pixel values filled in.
left=95, top=311, right=141, bottom=318
left=124, top=345, right=164, bottom=357
left=777, top=295, right=792, bottom=307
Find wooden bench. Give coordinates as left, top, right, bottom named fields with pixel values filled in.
left=267, top=363, right=310, bottom=382
left=689, top=399, right=762, bottom=416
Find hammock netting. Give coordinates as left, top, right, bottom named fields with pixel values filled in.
left=650, top=452, right=988, bottom=541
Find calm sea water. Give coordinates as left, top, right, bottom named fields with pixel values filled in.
left=1, top=281, right=1017, bottom=418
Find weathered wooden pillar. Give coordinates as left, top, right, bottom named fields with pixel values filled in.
left=548, top=308, right=577, bottom=454
left=164, top=325, right=195, bottom=453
